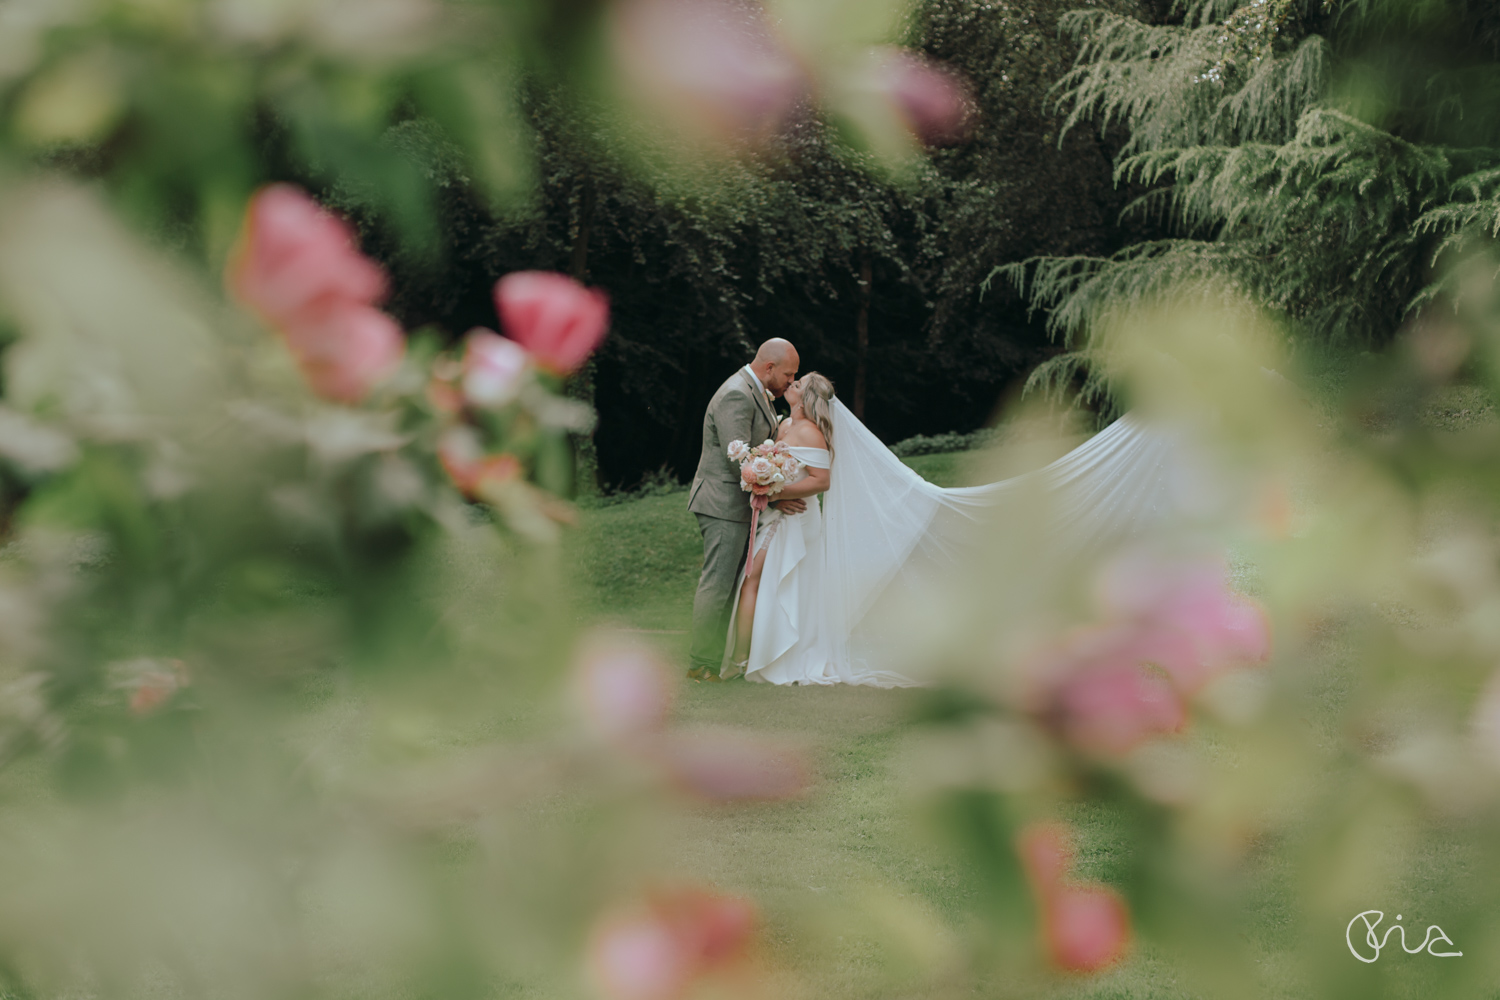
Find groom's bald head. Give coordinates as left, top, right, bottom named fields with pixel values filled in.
left=751, top=338, right=799, bottom=397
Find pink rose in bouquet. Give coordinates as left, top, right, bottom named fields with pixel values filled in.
left=727, top=439, right=797, bottom=506
left=726, top=438, right=800, bottom=566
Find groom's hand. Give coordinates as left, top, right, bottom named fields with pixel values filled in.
left=771, top=498, right=807, bottom=514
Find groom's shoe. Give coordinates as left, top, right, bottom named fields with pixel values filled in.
left=686, top=665, right=712, bottom=682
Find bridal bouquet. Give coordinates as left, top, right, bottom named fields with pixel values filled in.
left=728, top=439, right=800, bottom=564
left=728, top=439, right=799, bottom=509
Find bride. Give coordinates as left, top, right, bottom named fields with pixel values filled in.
left=722, top=373, right=835, bottom=684
left=720, top=374, right=1195, bottom=687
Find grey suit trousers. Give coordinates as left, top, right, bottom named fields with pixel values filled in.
left=690, top=513, right=752, bottom=672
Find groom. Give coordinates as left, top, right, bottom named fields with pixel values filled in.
left=687, top=338, right=805, bottom=680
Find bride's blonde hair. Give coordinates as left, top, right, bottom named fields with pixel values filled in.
left=798, top=372, right=836, bottom=457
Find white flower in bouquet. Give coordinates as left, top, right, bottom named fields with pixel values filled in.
left=727, top=440, right=751, bottom=463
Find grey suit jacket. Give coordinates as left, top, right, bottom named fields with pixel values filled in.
left=688, top=368, right=778, bottom=523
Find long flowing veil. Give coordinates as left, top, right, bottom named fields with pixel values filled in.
left=820, top=398, right=1200, bottom=686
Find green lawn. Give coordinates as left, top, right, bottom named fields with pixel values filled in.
left=565, top=453, right=1207, bottom=999
left=564, top=451, right=978, bottom=636
left=566, top=417, right=1495, bottom=1000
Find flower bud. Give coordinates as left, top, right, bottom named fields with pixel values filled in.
left=494, top=271, right=609, bottom=375
left=461, top=327, right=529, bottom=408
left=571, top=637, right=675, bottom=745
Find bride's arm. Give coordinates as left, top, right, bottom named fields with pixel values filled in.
left=772, top=465, right=829, bottom=500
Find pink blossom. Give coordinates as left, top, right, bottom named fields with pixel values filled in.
left=591, top=911, right=696, bottom=995
left=227, top=185, right=404, bottom=402
left=1154, top=582, right=1270, bottom=671
left=1095, top=550, right=1271, bottom=691
left=228, top=184, right=387, bottom=321
left=461, top=327, right=529, bottom=407
left=874, top=48, right=972, bottom=147
left=1043, top=885, right=1131, bottom=973
left=589, top=914, right=693, bottom=1000
left=588, top=886, right=757, bottom=1000
left=571, top=638, right=676, bottom=744
left=648, top=731, right=809, bottom=801
left=494, top=271, right=609, bottom=375
left=284, top=303, right=406, bottom=405
left=1054, top=661, right=1185, bottom=757
left=1027, top=622, right=1201, bottom=697
left=650, top=887, right=757, bottom=967
left=610, top=0, right=803, bottom=141
left=1017, top=822, right=1132, bottom=974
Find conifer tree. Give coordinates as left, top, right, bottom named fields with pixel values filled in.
left=998, top=0, right=1500, bottom=403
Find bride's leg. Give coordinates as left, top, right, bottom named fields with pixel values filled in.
left=731, top=544, right=770, bottom=662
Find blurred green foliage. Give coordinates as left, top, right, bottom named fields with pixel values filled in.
left=8, top=3, right=1500, bottom=1000
left=999, top=0, right=1500, bottom=407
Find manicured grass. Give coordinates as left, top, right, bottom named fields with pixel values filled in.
left=566, top=453, right=1210, bottom=999
left=564, top=452, right=982, bottom=636
left=570, top=404, right=1496, bottom=999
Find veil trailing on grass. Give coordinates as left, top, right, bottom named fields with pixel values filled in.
left=818, top=398, right=1199, bottom=687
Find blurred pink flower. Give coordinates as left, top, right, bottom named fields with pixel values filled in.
left=588, top=886, right=757, bottom=1000
left=610, top=0, right=803, bottom=141
left=651, top=887, right=757, bottom=967
left=228, top=184, right=387, bottom=320
left=873, top=48, right=972, bottom=147
left=590, top=914, right=692, bottom=1000
left=461, top=327, right=529, bottom=407
left=1017, top=822, right=1132, bottom=974
left=1054, top=661, right=1185, bottom=757
left=284, top=302, right=406, bottom=405
left=1095, top=549, right=1271, bottom=691
left=1042, top=885, right=1132, bottom=973
left=571, top=638, right=676, bottom=744
left=227, top=184, right=404, bottom=402
left=494, top=271, right=610, bottom=375
left=648, top=730, right=809, bottom=801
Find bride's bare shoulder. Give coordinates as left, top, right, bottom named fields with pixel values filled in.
left=784, top=419, right=827, bottom=450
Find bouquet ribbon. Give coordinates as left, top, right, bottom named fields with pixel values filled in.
left=748, top=494, right=770, bottom=568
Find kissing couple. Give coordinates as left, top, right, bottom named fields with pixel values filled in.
left=685, top=338, right=1193, bottom=688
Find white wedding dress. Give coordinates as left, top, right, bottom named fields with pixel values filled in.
left=720, top=446, right=832, bottom=684
left=723, top=399, right=1201, bottom=687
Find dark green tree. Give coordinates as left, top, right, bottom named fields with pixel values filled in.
left=356, top=1, right=1153, bottom=489
left=999, top=0, right=1500, bottom=403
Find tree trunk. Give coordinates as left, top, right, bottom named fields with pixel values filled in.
left=854, top=253, right=871, bottom=421
left=567, top=173, right=600, bottom=496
